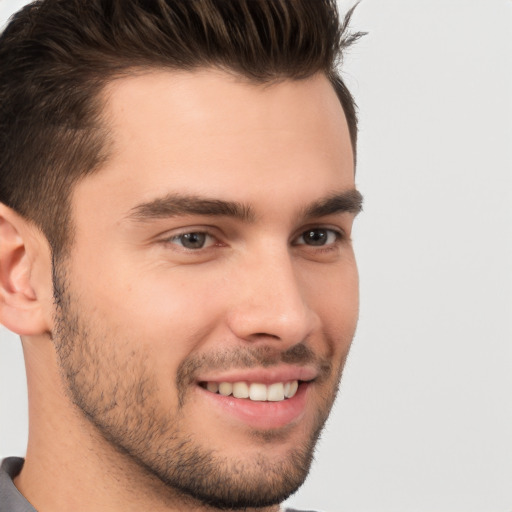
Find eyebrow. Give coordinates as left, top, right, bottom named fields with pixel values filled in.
left=302, top=189, right=363, bottom=218
left=127, top=193, right=255, bottom=222
left=126, top=189, right=363, bottom=223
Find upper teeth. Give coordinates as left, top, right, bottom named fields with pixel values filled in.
left=205, top=381, right=299, bottom=401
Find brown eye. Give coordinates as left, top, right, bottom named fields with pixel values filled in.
left=297, top=228, right=338, bottom=246
left=295, top=228, right=343, bottom=247
left=303, top=229, right=328, bottom=246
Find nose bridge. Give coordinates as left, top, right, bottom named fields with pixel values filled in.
left=227, top=243, right=318, bottom=344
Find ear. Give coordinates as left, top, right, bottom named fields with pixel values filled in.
left=0, top=203, right=52, bottom=335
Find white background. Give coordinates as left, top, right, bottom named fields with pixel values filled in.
left=1, top=1, right=511, bottom=511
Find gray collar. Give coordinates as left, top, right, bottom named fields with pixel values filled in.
left=0, top=458, right=37, bottom=512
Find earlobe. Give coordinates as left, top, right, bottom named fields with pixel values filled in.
left=0, top=203, right=51, bottom=336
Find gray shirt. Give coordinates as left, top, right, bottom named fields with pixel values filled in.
left=0, top=458, right=316, bottom=512
left=0, top=459, right=35, bottom=512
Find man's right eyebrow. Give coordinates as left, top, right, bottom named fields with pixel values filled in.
left=126, top=193, right=255, bottom=222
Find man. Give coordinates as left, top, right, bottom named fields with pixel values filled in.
left=0, top=1, right=363, bottom=511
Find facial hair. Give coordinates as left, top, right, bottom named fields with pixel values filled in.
left=51, top=263, right=349, bottom=510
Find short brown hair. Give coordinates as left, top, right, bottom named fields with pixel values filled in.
left=0, top=0, right=362, bottom=255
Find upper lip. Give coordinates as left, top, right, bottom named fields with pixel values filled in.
left=196, top=365, right=318, bottom=385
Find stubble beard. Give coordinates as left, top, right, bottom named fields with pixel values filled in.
left=51, top=263, right=348, bottom=510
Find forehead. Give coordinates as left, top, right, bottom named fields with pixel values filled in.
left=103, top=69, right=349, bottom=135
left=76, top=69, right=354, bottom=217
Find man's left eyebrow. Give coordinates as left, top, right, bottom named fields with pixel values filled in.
left=302, top=189, right=363, bottom=218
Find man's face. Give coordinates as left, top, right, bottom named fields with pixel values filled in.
left=52, top=70, right=360, bottom=509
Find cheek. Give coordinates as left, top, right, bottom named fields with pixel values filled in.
left=303, top=258, right=359, bottom=348
left=304, top=254, right=359, bottom=307
left=69, top=248, right=229, bottom=364
left=66, top=270, right=228, bottom=413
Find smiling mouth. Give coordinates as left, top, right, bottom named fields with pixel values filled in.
left=199, top=380, right=300, bottom=402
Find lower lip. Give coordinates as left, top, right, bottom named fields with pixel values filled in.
left=197, top=383, right=310, bottom=430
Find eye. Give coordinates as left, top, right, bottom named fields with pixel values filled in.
left=295, top=228, right=340, bottom=246
left=169, top=232, right=215, bottom=250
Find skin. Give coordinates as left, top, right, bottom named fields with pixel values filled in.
left=0, top=70, right=360, bottom=512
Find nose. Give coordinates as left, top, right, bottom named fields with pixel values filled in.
left=226, top=248, right=319, bottom=346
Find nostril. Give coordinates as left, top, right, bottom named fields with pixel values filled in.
left=251, top=332, right=280, bottom=339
